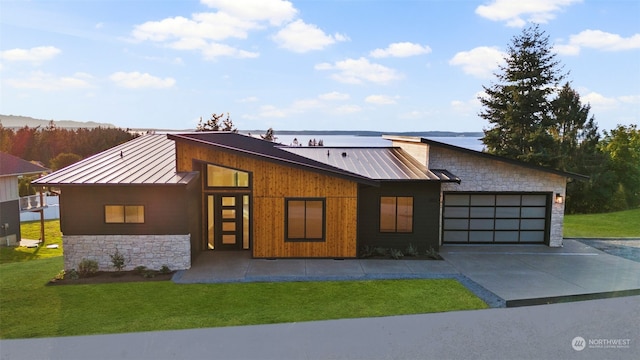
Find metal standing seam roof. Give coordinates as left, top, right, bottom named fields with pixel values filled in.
left=168, top=132, right=379, bottom=185
left=282, top=147, right=460, bottom=181
left=383, top=135, right=589, bottom=180
left=33, top=134, right=198, bottom=186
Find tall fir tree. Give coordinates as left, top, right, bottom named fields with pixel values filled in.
left=479, top=24, right=567, bottom=167
left=550, top=83, right=596, bottom=171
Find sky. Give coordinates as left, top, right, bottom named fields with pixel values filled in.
left=0, top=0, right=638, bottom=132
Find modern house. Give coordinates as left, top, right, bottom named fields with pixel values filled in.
left=33, top=132, right=586, bottom=271
left=0, top=152, right=49, bottom=246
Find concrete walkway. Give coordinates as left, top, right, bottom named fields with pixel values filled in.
left=2, top=295, right=638, bottom=360
left=174, top=240, right=640, bottom=307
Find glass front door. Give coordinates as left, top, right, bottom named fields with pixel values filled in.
left=207, top=194, right=250, bottom=250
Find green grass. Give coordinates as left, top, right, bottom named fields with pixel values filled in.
left=0, top=257, right=488, bottom=339
left=0, top=220, right=63, bottom=263
left=564, top=208, right=640, bottom=238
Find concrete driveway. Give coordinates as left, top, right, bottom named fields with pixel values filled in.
left=174, top=239, right=640, bottom=307
left=439, top=240, right=640, bottom=306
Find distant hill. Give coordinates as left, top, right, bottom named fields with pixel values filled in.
left=0, top=115, right=116, bottom=129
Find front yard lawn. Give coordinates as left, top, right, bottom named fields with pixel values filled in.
left=0, top=257, right=488, bottom=339
left=564, top=208, right=640, bottom=238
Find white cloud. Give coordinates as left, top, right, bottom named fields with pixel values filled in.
left=582, top=92, right=619, bottom=109
left=556, top=30, right=640, bottom=55
left=334, top=105, right=362, bottom=114
left=201, top=42, right=259, bottom=60
left=130, top=0, right=303, bottom=60
left=238, top=96, right=259, bottom=103
left=110, top=72, right=176, bottom=89
left=200, top=0, right=297, bottom=26
left=0, top=46, right=61, bottom=63
left=369, top=42, right=432, bottom=58
left=451, top=94, right=482, bottom=114
left=553, top=43, right=580, bottom=56
left=130, top=12, right=262, bottom=60
left=273, top=20, right=348, bottom=53
left=315, top=57, right=403, bottom=84
left=5, top=71, right=92, bottom=91
left=132, top=12, right=257, bottom=43
left=475, top=0, right=581, bottom=27
left=619, top=95, right=640, bottom=104
left=449, top=46, right=505, bottom=78
left=291, top=98, right=323, bottom=111
left=365, top=95, right=398, bottom=105
left=319, top=91, right=350, bottom=101
left=258, top=105, right=287, bottom=118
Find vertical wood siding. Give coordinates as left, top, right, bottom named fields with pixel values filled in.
left=175, top=141, right=358, bottom=258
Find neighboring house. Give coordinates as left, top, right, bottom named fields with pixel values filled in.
left=0, top=152, right=49, bottom=246
left=34, top=133, right=586, bottom=271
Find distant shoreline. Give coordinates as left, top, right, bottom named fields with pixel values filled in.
left=1, top=114, right=483, bottom=137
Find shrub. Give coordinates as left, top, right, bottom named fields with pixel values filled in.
left=143, top=270, right=156, bottom=278
left=159, top=265, right=171, bottom=274
left=404, top=244, right=419, bottom=257
left=374, top=247, right=388, bottom=257
left=359, top=246, right=376, bottom=258
left=389, top=248, right=404, bottom=260
left=425, top=247, right=441, bottom=260
left=110, top=248, right=126, bottom=272
left=67, top=269, right=80, bottom=280
left=134, top=265, right=147, bottom=275
left=77, top=259, right=98, bottom=277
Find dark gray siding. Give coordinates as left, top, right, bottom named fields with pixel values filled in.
left=59, top=185, right=190, bottom=235
left=357, top=182, right=441, bottom=253
left=0, top=200, right=21, bottom=241
left=185, top=175, right=202, bottom=257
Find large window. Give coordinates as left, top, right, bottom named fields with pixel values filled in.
left=206, top=164, right=249, bottom=188
left=285, top=198, right=325, bottom=241
left=105, top=205, right=145, bottom=224
left=380, top=196, right=413, bottom=233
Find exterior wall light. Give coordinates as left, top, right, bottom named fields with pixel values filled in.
left=555, top=193, right=564, bottom=204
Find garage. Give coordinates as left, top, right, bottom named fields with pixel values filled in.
left=442, top=192, right=550, bottom=244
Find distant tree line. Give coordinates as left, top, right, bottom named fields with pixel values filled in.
left=480, top=25, right=639, bottom=214
left=0, top=121, right=137, bottom=171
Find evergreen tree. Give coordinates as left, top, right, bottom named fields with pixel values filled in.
left=260, top=128, right=277, bottom=142
left=480, top=24, right=567, bottom=167
left=550, top=83, right=595, bottom=170
left=196, top=112, right=238, bottom=132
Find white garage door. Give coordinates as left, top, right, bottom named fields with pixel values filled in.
left=442, top=193, right=550, bottom=244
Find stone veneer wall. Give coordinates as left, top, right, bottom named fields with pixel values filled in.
left=63, top=234, right=191, bottom=271
left=428, top=146, right=568, bottom=247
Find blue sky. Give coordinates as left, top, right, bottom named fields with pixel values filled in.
left=1, top=0, right=638, bottom=132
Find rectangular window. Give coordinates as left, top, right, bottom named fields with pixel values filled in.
left=285, top=198, right=325, bottom=241
left=105, top=205, right=144, bottom=224
left=380, top=196, right=413, bottom=233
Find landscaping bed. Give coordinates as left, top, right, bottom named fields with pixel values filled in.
left=48, top=270, right=175, bottom=285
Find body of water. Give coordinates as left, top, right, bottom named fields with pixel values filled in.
left=273, top=134, right=485, bottom=151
